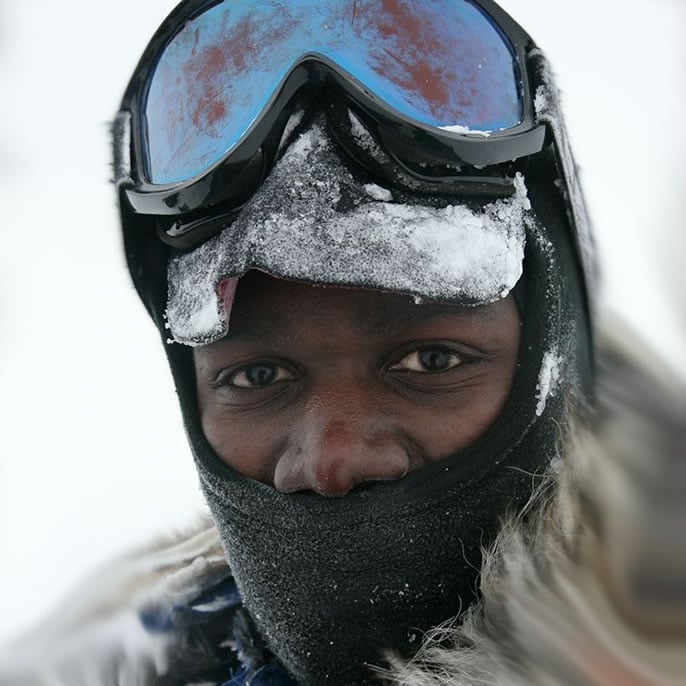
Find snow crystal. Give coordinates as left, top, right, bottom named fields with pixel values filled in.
left=513, top=174, right=532, bottom=211
left=534, top=87, right=549, bottom=117
left=277, top=108, right=305, bottom=152
left=186, top=298, right=221, bottom=339
left=167, top=122, right=530, bottom=346
left=286, top=121, right=322, bottom=159
left=363, top=183, right=393, bottom=202
left=535, top=348, right=561, bottom=417
left=347, top=110, right=386, bottom=163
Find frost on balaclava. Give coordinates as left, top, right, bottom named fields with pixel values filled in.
left=165, top=121, right=529, bottom=346
left=145, top=120, right=592, bottom=685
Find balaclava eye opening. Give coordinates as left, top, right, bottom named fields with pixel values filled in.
left=143, top=119, right=593, bottom=686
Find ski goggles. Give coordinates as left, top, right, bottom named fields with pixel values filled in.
left=114, top=0, right=547, bottom=231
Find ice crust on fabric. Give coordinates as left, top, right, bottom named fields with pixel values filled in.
left=536, top=347, right=562, bottom=417
left=167, top=122, right=530, bottom=346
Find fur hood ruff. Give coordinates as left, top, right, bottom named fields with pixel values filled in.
left=1, top=317, right=684, bottom=686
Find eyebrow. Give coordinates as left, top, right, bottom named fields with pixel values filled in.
left=352, top=298, right=499, bottom=337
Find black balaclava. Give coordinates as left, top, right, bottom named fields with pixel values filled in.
left=118, top=73, right=593, bottom=686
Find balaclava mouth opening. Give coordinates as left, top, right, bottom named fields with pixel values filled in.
left=132, top=119, right=593, bottom=686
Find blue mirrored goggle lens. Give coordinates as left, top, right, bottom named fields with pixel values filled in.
left=144, top=0, right=522, bottom=184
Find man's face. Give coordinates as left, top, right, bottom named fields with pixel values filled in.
left=194, top=271, right=520, bottom=496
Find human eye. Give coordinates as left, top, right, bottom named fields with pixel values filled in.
left=219, top=362, right=296, bottom=389
left=388, top=346, right=464, bottom=374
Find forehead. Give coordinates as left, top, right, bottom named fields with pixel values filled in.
left=223, top=270, right=507, bottom=342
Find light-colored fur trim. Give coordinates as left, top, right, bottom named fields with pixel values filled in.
left=0, top=517, right=227, bottom=686
left=386, top=316, right=686, bottom=686
left=4, top=316, right=683, bottom=686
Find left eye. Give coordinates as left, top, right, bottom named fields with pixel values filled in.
left=389, top=349, right=463, bottom=373
left=229, top=363, right=295, bottom=388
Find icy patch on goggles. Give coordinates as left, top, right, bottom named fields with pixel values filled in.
left=439, top=124, right=493, bottom=137
left=166, top=123, right=529, bottom=346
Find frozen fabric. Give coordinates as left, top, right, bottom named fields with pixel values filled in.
left=166, top=122, right=528, bottom=345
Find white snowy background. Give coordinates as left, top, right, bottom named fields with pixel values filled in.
left=0, top=0, right=684, bottom=643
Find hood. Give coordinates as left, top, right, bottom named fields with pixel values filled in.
left=116, top=57, right=594, bottom=686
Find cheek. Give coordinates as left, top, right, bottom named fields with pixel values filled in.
left=415, top=331, right=520, bottom=458
left=410, top=374, right=515, bottom=459
left=197, top=399, right=284, bottom=483
left=467, top=369, right=516, bottom=437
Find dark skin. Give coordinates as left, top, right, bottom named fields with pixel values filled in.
left=194, top=271, right=521, bottom=497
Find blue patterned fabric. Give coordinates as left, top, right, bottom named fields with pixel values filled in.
left=139, top=576, right=242, bottom=634
left=140, top=576, right=298, bottom=685
left=220, top=661, right=298, bottom=686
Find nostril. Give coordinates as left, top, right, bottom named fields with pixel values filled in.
left=307, top=452, right=356, bottom=497
left=365, top=435, right=410, bottom=481
left=306, top=436, right=411, bottom=497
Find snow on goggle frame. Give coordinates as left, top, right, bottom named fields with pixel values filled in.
left=114, top=0, right=546, bottom=223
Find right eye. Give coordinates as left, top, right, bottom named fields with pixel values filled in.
left=226, top=363, right=295, bottom=389
left=388, top=347, right=464, bottom=374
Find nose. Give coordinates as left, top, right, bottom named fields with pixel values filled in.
left=273, top=408, right=410, bottom=497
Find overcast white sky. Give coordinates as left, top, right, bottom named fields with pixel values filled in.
left=0, top=0, right=684, bottom=643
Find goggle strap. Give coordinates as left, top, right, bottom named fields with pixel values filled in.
left=112, top=111, right=132, bottom=185
left=528, top=48, right=597, bottom=323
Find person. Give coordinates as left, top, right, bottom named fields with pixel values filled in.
left=9, top=1, right=683, bottom=684
left=108, top=2, right=594, bottom=683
